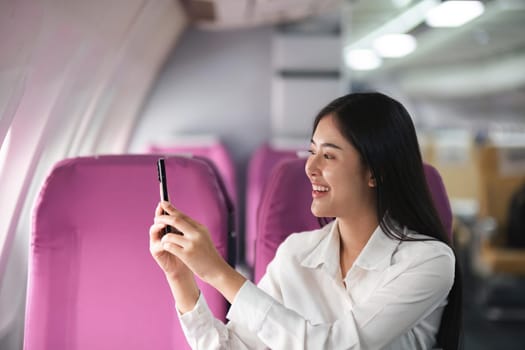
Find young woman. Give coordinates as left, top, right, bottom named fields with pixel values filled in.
left=149, top=92, right=462, bottom=349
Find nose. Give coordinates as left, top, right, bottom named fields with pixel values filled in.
left=305, top=153, right=319, bottom=178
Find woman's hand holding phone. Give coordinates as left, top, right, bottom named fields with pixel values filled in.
left=154, top=201, right=227, bottom=283
left=155, top=201, right=247, bottom=303
left=150, top=202, right=200, bottom=313
left=149, top=202, right=192, bottom=280
left=150, top=158, right=246, bottom=306
left=152, top=158, right=189, bottom=279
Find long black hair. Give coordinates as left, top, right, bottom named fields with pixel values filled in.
left=313, top=92, right=462, bottom=350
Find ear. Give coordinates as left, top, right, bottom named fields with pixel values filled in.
left=367, top=170, right=376, bottom=188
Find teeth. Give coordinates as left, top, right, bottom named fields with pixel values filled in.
left=313, top=185, right=329, bottom=192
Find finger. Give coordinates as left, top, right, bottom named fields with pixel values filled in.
left=149, top=223, right=166, bottom=242
left=160, top=201, right=178, bottom=215
left=155, top=202, right=184, bottom=234
left=156, top=201, right=175, bottom=218
left=161, top=232, right=187, bottom=248
left=160, top=202, right=201, bottom=228
left=155, top=202, right=164, bottom=216
left=161, top=236, right=186, bottom=257
left=154, top=212, right=197, bottom=237
left=149, top=239, right=165, bottom=256
left=149, top=226, right=168, bottom=257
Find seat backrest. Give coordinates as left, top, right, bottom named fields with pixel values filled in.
left=254, top=159, right=453, bottom=283
left=24, top=155, right=231, bottom=350
left=245, top=143, right=300, bottom=269
left=192, top=155, right=236, bottom=266
left=253, top=158, right=319, bottom=283
left=424, top=163, right=453, bottom=238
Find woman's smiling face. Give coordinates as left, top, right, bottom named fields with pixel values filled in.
left=305, top=114, right=376, bottom=219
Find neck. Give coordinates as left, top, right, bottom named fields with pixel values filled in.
left=337, top=212, right=379, bottom=278
left=337, top=211, right=379, bottom=256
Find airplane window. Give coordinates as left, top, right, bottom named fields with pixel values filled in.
left=0, top=128, right=11, bottom=174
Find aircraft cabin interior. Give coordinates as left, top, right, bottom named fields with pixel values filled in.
left=1, top=0, right=525, bottom=349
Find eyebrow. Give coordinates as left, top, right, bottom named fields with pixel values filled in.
left=310, top=139, right=343, bottom=150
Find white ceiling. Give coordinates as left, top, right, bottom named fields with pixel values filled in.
left=341, top=0, right=525, bottom=97
left=180, top=0, right=525, bottom=96
left=180, top=0, right=341, bottom=30
left=352, top=0, right=525, bottom=72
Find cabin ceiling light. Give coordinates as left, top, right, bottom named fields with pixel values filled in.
left=425, top=1, right=485, bottom=27
left=344, top=0, right=438, bottom=56
left=373, top=34, right=417, bottom=58
left=344, top=49, right=382, bottom=71
left=392, top=0, right=413, bottom=8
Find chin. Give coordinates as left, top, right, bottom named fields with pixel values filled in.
left=310, top=203, right=334, bottom=218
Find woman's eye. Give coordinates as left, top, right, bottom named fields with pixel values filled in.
left=308, top=149, right=316, bottom=155
left=324, top=153, right=334, bottom=160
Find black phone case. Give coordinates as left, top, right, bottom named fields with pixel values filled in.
left=157, top=158, right=172, bottom=235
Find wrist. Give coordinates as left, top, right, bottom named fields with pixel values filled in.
left=206, top=262, right=247, bottom=304
left=204, top=259, right=232, bottom=286
left=166, top=273, right=200, bottom=315
left=164, top=266, right=193, bottom=283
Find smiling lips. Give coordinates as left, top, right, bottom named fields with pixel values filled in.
left=312, top=184, right=330, bottom=198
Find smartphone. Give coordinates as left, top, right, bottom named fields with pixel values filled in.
left=157, top=158, right=180, bottom=235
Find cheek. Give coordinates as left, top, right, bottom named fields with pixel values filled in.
left=325, top=168, right=352, bottom=187
left=328, top=168, right=368, bottom=196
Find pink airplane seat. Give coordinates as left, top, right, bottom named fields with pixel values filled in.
left=423, top=163, right=453, bottom=237
left=254, top=159, right=453, bottom=283
left=24, top=155, right=232, bottom=350
left=245, top=141, right=305, bottom=270
left=186, top=155, right=237, bottom=266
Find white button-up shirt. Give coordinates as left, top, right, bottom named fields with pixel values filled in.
left=179, top=220, right=455, bottom=349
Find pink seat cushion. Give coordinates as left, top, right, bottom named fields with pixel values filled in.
left=245, top=143, right=299, bottom=268
left=25, top=155, right=230, bottom=350
left=423, top=163, right=453, bottom=238
left=254, top=158, right=319, bottom=283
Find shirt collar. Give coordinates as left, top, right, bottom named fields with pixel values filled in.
left=300, top=219, right=401, bottom=275
left=300, top=220, right=340, bottom=276
left=353, top=222, right=402, bottom=271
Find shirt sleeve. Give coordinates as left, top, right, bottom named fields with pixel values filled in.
left=176, top=233, right=291, bottom=349
left=178, top=292, right=269, bottom=350
left=226, top=249, right=455, bottom=350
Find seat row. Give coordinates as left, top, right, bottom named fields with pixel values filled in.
left=151, top=140, right=452, bottom=281
left=23, top=141, right=452, bottom=349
